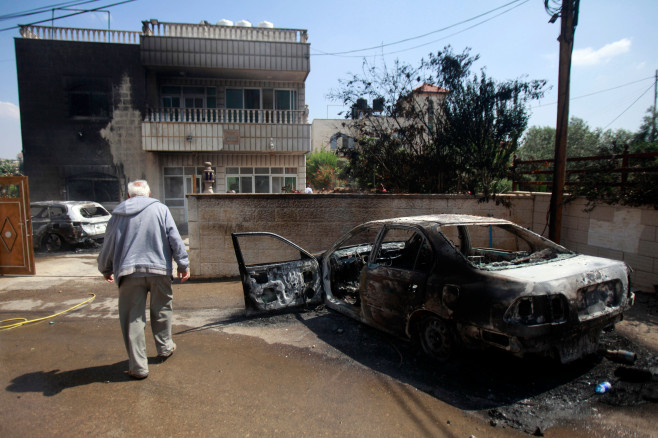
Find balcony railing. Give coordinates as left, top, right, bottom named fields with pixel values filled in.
left=19, top=25, right=140, bottom=43
left=144, top=108, right=308, bottom=124
left=142, top=21, right=308, bottom=43
left=19, top=22, right=308, bottom=44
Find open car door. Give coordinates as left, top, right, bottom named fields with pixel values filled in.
left=232, top=232, right=323, bottom=315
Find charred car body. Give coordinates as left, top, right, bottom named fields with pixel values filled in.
left=30, top=201, right=110, bottom=251
left=232, top=214, right=634, bottom=363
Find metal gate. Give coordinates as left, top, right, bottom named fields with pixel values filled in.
left=0, top=176, right=35, bottom=275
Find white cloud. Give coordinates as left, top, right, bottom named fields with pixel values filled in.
left=572, top=38, right=631, bottom=67
left=0, top=101, right=20, bottom=119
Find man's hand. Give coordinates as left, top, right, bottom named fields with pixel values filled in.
left=178, top=269, right=190, bottom=283
left=104, top=274, right=114, bottom=283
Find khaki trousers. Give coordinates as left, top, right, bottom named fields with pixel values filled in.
left=118, top=275, right=175, bottom=375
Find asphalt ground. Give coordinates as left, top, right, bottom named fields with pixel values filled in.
left=1, top=251, right=657, bottom=437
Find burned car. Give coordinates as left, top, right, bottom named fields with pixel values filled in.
left=30, top=201, right=110, bottom=251
left=232, top=215, right=634, bottom=363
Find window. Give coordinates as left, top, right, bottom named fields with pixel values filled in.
left=161, top=86, right=216, bottom=108
left=225, top=88, right=297, bottom=110
left=67, top=175, right=120, bottom=203
left=164, top=166, right=216, bottom=208
left=330, top=133, right=355, bottom=150
left=68, top=80, right=110, bottom=118
left=226, top=167, right=297, bottom=193
left=375, top=228, right=432, bottom=272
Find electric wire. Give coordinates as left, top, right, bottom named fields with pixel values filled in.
left=375, top=0, right=530, bottom=58
left=533, top=76, right=656, bottom=108
left=0, top=0, right=136, bottom=32
left=0, top=1, right=102, bottom=21
left=311, top=0, right=528, bottom=57
left=0, top=293, right=96, bottom=331
left=603, top=82, right=655, bottom=129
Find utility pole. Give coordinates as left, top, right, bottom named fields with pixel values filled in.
left=649, top=70, right=658, bottom=141
left=546, top=0, right=579, bottom=244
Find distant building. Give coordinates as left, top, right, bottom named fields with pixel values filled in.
left=15, top=19, right=311, bottom=229
left=311, top=83, right=448, bottom=153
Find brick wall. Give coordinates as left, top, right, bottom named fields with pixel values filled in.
left=187, top=193, right=657, bottom=293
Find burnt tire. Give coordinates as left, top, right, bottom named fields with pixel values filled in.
left=44, top=233, right=65, bottom=252
left=418, top=315, right=456, bottom=361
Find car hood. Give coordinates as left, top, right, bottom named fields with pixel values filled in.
left=484, top=254, right=630, bottom=296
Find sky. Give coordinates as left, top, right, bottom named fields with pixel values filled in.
left=0, top=0, right=656, bottom=159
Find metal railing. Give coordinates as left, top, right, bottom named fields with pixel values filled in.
left=144, top=107, right=307, bottom=124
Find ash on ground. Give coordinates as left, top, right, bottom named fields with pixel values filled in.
left=236, top=295, right=657, bottom=435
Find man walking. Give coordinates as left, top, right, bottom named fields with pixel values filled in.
left=98, top=180, right=190, bottom=379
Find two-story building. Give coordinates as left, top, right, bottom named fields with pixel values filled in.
left=15, top=19, right=311, bottom=231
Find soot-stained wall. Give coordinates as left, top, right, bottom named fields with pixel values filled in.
left=15, top=38, right=147, bottom=206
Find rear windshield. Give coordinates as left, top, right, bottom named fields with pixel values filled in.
left=439, top=223, right=575, bottom=270
left=76, top=204, right=110, bottom=218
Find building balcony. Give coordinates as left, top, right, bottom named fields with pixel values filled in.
left=142, top=108, right=310, bottom=154
left=144, top=107, right=307, bottom=124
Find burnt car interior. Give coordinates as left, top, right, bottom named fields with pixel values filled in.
left=438, top=224, right=574, bottom=269
left=329, top=225, right=432, bottom=307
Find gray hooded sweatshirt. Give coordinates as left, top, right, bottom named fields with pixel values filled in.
left=97, top=196, right=189, bottom=282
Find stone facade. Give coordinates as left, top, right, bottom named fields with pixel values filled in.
left=187, top=193, right=657, bottom=293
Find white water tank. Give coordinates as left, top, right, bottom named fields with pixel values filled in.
left=257, top=21, right=274, bottom=28
left=236, top=20, right=252, bottom=27
left=217, top=19, right=233, bottom=26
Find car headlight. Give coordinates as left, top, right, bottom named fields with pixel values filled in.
left=504, top=294, right=568, bottom=326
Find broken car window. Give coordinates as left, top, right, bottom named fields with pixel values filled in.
left=375, top=228, right=432, bottom=272
left=236, top=234, right=312, bottom=267
left=440, top=224, right=574, bottom=270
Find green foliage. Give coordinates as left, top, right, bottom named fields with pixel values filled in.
left=329, top=46, right=546, bottom=199
left=0, top=159, right=22, bottom=176
left=306, top=149, right=348, bottom=190
left=515, top=108, right=658, bottom=208
left=517, top=117, right=648, bottom=161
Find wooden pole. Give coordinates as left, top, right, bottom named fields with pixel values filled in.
left=548, top=0, right=579, bottom=243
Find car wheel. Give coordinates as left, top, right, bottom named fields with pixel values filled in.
left=44, top=233, right=65, bottom=252
left=418, top=315, right=456, bottom=361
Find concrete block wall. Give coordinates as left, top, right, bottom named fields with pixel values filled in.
left=187, top=192, right=657, bottom=293
left=558, top=197, right=657, bottom=293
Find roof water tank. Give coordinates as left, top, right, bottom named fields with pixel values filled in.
left=236, top=20, right=252, bottom=27
left=217, top=19, right=233, bottom=26
left=257, top=21, right=274, bottom=28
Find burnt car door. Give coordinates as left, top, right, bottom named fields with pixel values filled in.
left=232, top=232, right=322, bottom=315
left=360, top=226, right=432, bottom=335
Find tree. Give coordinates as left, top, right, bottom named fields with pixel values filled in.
left=329, top=46, right=546, bottom=199
left=515, top=112, right=658, bottom=208
left=633, top=106, right=658, bottom=147
left=306, top=149, right=347, bottom=190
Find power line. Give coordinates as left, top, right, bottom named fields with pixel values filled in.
left=0, top=1, right=101, bottom=21
left=311, top=0, right=528, bottom=57
left=603, top=82, right=655, bottom=129
left=533, top=76, right=655, bottom=108
left=0, top=0, right=136, bottom=32
left=374, top=0, right=530, bottom=58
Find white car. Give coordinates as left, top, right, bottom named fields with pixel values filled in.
left=30, top=201, right=110, bottom=251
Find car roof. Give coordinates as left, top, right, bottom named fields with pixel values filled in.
left=364, top=214, right=514, bottom=227
left=31, top=201, right=101, bottom=207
